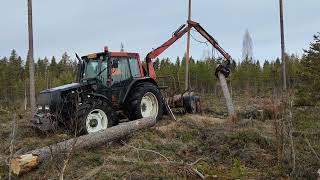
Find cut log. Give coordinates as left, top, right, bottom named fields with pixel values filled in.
left=10, top=117, right=156, bottom=176
left=10, top=154, right=39, bottom=176
left=217, top=72, right=237, bottom=121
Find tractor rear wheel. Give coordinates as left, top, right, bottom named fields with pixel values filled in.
left=125, top=82, right=163, bottom=121
left=74, top=98, right=117, bottom=135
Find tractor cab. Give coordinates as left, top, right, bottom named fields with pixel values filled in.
left=79, top=48, right=146, bottom=106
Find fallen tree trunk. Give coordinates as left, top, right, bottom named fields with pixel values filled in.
left=217, top=72, right=237, bottom=121
left=10, top=117, right=156, bottom=176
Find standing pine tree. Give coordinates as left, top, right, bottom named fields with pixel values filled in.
left=0, top=57, right=8, bottom=103
left=296, top=33, right=320, bottom=105
left=242, top=29, right=254, bottom=62
left=7, top=50, right=24, bottom=102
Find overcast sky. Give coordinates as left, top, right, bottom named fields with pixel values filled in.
left=0, top=0, right=319, bottom=63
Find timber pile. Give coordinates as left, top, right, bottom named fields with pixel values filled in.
left=10, top=117, right=156, bottom=176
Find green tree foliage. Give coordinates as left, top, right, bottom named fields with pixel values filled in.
left=0, top=51, right=77, bottom=108
left=296, top=33, right=320, bottom=105
left=2, top=50, right=24, bottom=105
left=0, top=33, right=319, bottom=108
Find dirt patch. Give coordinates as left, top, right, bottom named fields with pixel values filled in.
left=188, top=114, right=226, bottom=125
left=156, top=115, right=225, bottom=133
left=155, top=120, right=179, bottom=134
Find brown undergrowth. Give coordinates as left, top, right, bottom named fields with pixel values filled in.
left=0, top=95, right=318, bottom=179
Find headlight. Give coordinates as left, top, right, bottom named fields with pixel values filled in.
left=45, top=105, right=50, bottom=110
left=38, top=105, right=43, bottom=110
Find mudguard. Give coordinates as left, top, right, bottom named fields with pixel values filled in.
left=121, top=77, right=158, bottom=104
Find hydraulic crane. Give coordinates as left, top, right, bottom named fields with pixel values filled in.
left=144, top=20, right=236, bottom=119
left=145, top=20, right=232, bottom=81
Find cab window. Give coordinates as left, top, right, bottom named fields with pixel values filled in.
left=83, top=60, right=99, bottom=78
left=100, top=60, right=109, bottom=86
left=83, top=55, right=106, bottom=79
left=111, top=57, right=131, bottom=84
left=129, top=58, right=141, bottom=78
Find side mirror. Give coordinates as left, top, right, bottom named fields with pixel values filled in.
left=112, top=60, right=119, bottom=68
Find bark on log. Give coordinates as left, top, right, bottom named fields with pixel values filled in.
left=217, top=72, right=237, bottom=121
left=10, top=117, right=156, bottom=176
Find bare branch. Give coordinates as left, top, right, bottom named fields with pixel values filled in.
left=120, top=141, right=206, bottom=179
left=304, top=136, right=320, bottom=162
left=121, top=140, right=170, bottom=162
left=191, top=167, right=205, bottom=179
left=188, top=158, right=205, bottom=166
left=59, top=137, right=78, bottom=180
left=79, top=158, right=106, bottom=180
left=8, top=114, right=17, bottom=180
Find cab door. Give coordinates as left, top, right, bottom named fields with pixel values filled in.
left=110, top=57, right=132, bottom=105
left=95, top=57, right=113, bottom=100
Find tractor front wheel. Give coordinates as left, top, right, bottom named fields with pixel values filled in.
left=125, top=83, right=163, bottom=121
left=74, top=98, right=117, bottom=135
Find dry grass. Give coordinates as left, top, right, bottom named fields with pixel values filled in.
left=0, top=95, right=318, bottom=179
left=0, top=115, right=281, bottom=179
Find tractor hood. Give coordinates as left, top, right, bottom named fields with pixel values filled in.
left=42, top=83, right=81, bottom=93
left=37, top=83, right=81, bottom=111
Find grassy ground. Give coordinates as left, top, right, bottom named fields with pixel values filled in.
left=0, top=95, right=319, bottom=179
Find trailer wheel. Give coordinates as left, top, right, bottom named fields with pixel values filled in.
left=125, top=82, right=163, bottom=121
left=74, top=98, right=117, bottom=135
left=184, top=96, right=196, bottom=114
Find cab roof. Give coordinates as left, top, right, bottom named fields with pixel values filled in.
left=82, top=51, right=140, bottom=60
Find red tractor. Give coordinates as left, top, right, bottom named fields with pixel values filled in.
left=32, top=20, right=231, bottom=134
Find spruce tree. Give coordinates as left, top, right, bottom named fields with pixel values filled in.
left=296, top=33, right=320, bottom=105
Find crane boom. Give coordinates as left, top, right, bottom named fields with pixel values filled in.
left=145, top=20, right=232, bottom=79
left=146, top=25, right=192, bottom=60
left=187, top=20, right=231, bottom=63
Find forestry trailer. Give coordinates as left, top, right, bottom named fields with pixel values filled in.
left=32, top=20, right=231, bottom=135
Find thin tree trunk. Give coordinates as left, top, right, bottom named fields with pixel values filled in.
left=279, top=0, right=287, bottom=90
left=24, top=82, right=27, bottom=111
left=177, top=72, right=181, bottom=91
left=28, top=0, right=36, bottom=113
left=8, top=114, right=17, bottom=180
left=185, top=0, right=191, bottom=90
left=46, top=68, right=49, bottom=89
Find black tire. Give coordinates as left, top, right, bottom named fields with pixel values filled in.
left=125, top=82, right=163, bottom=121
left=73, top=98, right=117, bottom=135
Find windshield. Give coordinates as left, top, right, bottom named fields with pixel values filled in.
left=82, top=54, right=109, bottom=80
left=83, top=60, right=99, bottom=78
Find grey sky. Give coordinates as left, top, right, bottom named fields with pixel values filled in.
left=1, top=0, right=319, bottom=62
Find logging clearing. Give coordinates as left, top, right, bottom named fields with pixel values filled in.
left=1, top=95, right=319, bottom=179
left=1, top=0, right=320, bottom=179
